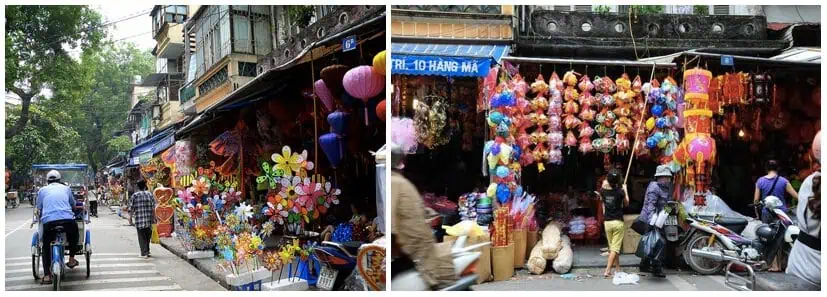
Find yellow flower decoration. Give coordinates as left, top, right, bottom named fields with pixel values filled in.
left=272, top=146, right=303, bottom=177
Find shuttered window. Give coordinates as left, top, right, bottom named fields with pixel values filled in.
left=575, top=5, right=592, bottom=12
left=553, top=6, right=571, bottom=11
left=713, top=5, right=730, bottom=15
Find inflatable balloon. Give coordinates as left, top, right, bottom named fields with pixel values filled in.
left=646, top=137, right=658, bottom=148
left=487, top=183, right=497, bottom=197
left=314, top=79, right=336, bottom=112
left=658, top=138, right=668, bottom=148
left=656, top=117, right=669, bottom=129
left=327, top=111, right=349, bottom=135
left=496, top=183, right=511, bottom=204
left=372, top=50, right=386, bottom=76
left=495, top=166, right=509, bottom=178
left=319, top=133, right=344, bottom=168
left=813, top=131, right=821, bottom=161
left=646, top=117, right=656, bottom=131
left=375, top=100, right=386, bottom=121
left=488, top=112, right=505, bottom=126
left=651, top=104, right=665, bottom=117
left=343, top=66, right=384, bottom=102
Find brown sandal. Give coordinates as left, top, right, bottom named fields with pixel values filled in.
left=66, top=259, right=79, bottom=269
left=40, top=275, right=52, bottom=285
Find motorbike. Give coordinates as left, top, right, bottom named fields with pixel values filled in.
left=313, top=241, right=363, bottom=290
left=682, top=196, right=798, bottom=275
left=391, top=235, right=489, bottom=291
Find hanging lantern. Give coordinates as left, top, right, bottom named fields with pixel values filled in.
left=376, top=100, right=386, bottom=122
left=372, top=50, right=386, bottom=76
left=683, top=67, right=712, bottom=107
left=813, top=131, right=821, bottom=162
left=321, top=64, right=350, bottom=96
left=327, top=111, right=349, bottom=135
left=686, top=134, right=716, bottom=164
left=343, top=66, right=385, bottom=102
left=752, top=72, right=773, bottom=105
left=314, top=79, right=336, bottom=112
left=319, top=133, right=344, bottom=168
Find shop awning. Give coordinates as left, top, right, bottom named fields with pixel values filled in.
left=391, top=43, right=510, bottom=77
left=32, top=164, right=89, bottom=170
left=128, top=127, right=176, bottom=165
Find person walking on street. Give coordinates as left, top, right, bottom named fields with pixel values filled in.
left=786, top=132, right=821, bottom=287
left=36, top=170, right=84, bottom=284
left=754, top=159, right=798, bottom=222
left=87, top=185, right=98, bottom=217
left=635, top=165, right=673, bottom=278
left=597, top=169, right=629, bottom=278
left=129, top=180, right=156, bottom=257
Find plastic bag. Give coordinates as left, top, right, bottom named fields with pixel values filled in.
left=151, top=224, right=160, bottom=244
left=443, top=220, right=484, bottom=237
left=637, top=228, right=665, bottom=261
left=612, top=272, right=640, bottom=285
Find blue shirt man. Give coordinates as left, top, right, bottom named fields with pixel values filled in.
left=36, top=182, right=76, bottom=224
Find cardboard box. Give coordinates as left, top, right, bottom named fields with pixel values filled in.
left=512, top=229, right=527, bottom=268
left=622, top=214, right=641, bottom=254
left=443, top=233, right=491, bottom=284
left=491, top=244, right=514, bottom=281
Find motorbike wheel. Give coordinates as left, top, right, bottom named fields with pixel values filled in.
left=32, top=255, right=40, bottom=280
left=85, top=252, right=91, bottom=278
left=683, top=233, right=726, bottom=275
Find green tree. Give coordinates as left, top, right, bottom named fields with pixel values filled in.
left=107, top=136, right=134, bottom=154
left=5, top=5, right=105, bottom=138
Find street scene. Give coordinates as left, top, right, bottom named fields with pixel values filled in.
left=6, top=4, right=387, bottom=291
left=389, top=5, right=820, bottom=291
left=5, top=203, right=224, bottom=291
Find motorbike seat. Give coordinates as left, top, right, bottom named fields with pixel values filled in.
left=342, top=241, right=362, bottom=256
left=715, top=216, right=749, bottom=234
left=52, top=226, right=65, bottom=234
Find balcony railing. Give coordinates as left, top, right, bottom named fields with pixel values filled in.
left=392, top=5, right=502, bottom=14
left=179, top=80, right=196, bottom=104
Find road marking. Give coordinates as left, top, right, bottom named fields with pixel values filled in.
left=5, top=220, right=32, bottom=238
left=5, top=263, right=154, bottom=274
left=5, top=276, right=171, bottom=291
left=666, top=275, right=699, bottom=291
left=4, top=270, right=159, bottom=282
left=98, top=284, right=183, bottom=291
left=6, top=258, right=143, bottom=267
left=6, top=253, right=141, bottom=262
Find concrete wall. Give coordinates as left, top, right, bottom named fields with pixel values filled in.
left=763, top=5, right=821, bottom=23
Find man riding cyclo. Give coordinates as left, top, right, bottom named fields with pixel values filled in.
left=35, top=170, right=84, bottom=285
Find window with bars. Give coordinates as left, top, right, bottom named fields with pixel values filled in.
left=575, top=5, right=592, bottom=12
left=713, top=5, right=730, bottom=15
left=229, top=5, right=272, bottom=55
left=198, top=67, right=229, bottom=95
left=237, top=62, right=257, bottom=77
left=553, top=5, right=571, bottom=11
left=618, top=5, right=630, bottom=14
left=153, top=5, right=189, bottom=36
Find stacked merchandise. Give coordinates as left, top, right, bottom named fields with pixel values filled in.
left=458, top=193, right=483, bottom=222
left=584, top=217, right=600, bottom=240
left=643, top=78, right=683, bottom=169
left=567, top=216, right=586, bottom=240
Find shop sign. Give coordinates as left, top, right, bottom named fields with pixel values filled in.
left=721, top=55, right=734, bottom=66
left=342, top=35, right=357, bottom=52
left=391, top=54, right=492, bottom=77
left=139, top=152, right=153, bottom=165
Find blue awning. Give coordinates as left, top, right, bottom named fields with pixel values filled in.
left=32, top=164, right=89, bottom=170
left=128, top=128, right=176, bottom=165
left=391, top=43, right=509, bottom=77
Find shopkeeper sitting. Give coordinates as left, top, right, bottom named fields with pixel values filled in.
left=390, top=143, right=457, bottom=289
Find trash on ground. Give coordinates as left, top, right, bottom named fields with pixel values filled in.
left=612, top=272, right=640, bottom=285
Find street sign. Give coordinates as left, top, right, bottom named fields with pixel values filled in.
left=721, top=55, right=734, bottom=66
left=342, top=35, right=357, bottom=52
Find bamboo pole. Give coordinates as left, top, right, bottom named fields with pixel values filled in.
left=624, top=63, right=658, bottom=185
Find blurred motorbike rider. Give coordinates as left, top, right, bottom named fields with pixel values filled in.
left=786, top=131, right=821, bottom=286
left=390, top=143, right=458, bottom=289
left=36, top=170, right=84, bottom=284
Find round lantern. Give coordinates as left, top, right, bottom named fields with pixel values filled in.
left=319, top=133, right=344, bottom=168
left=686, top=134, right=716, bottom=163
left=372, top=50, right=386, bottom=76
left=343, top=66, right=385, bottom=102
left=327, top=111, right=349, bottom=135
left=314, top=79, right=336, bottom=112
left=321, top=64, right=350, bottom=96
left=683, top=67, right=713, bottom=106
left=375, top=100, right=386, bottom=122
left=813, top=131, right=821, bottom=161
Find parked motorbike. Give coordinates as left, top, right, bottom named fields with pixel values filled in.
left=391, top=235, right=489, bottom=291
left=682, top=196, right=797, bottom=275
left=6, top=192, right=19, bottom=209
left=313, top=241, right=363, bottom=290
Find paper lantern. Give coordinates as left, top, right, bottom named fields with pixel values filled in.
left=375, top=100, right=386, bottom=122
left=327, top=111, right=349, bottom=135
left=687, top=134, right=716, bottom=163
left=343, top=66, right=384, bottom=102
left=813, top=131, right=821, bottom=161
left=319, top=133, right=344, bottom=168
left=314, top=79, right=335, bottom=112
left=683, top=67, right=712, bottom=106
left=321, top=64, right=350, bottom=95
left=372, top=50, right=386, bottom=76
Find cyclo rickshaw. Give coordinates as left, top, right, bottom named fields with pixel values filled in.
left=29, top=164, right=93, bottom=290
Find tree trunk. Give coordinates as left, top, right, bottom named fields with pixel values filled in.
left=6, top=88, right=35, bottom=138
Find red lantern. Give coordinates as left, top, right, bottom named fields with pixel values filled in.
left=375, top=100, right=386, bottom=122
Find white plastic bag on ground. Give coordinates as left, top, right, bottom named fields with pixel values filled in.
left=552, top=235, right=573, bottom=274
left=612, top=272, right=640, bottom=285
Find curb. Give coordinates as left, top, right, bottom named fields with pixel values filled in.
left=158, top=238, right=230, bottom=289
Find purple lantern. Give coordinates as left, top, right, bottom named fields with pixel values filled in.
left=327, top=111, right=349, bottom=135
left=313, top=79, right=335, bottom=112
left=342, top=66, right=384, bottom=102
left=319, top=133, right=344, bottom=168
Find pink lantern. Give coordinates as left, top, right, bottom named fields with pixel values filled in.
left=813, top=131, right=821, bottom=162
left=314, top=79, right=335, bottom=112
left=687, top=134, right=716, bottom=163
left=342, top=66, right=384, bottom=102
left=676, top=102, right=686, bottom=128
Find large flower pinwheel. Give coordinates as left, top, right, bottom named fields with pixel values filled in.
left=272, top=146, right=303, bottom=177
left=318, top=181, right=341, bottom=214
left=235, top=202, right=254, bottom=221
left=190, top=177, right=210, bottom=197
left=279, top=176, right=303, bottom=202
left=264, top=192, right=290, bottom=225
left=178, top=189, right=195, bottom=205
left=222, top=188, right=242, bottom=205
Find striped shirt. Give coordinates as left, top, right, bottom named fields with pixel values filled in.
left=129, top=190, right=156, bottom=229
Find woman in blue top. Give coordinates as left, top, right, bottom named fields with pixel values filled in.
left=753, top=160, right=799, bottom=222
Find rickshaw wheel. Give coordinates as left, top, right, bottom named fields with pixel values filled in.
left=85, top=252, right=91, bottom=278
left=32, top=255, right=40, bottom=280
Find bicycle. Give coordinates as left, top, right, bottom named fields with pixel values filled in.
left=31, top=205, right=93, bottom=291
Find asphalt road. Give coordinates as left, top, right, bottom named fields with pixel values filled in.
left=471, top=269, right=734, bottom=291
left=4, top=203, right=224, bottom=291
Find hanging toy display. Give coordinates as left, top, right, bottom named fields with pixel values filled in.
left=612, top=74, right=636, bottom=153
left=577, top=75, right=596, bottom=154
left=484, top=82, right=523, bottom=207
left=677, top=67, right=717, bottom=206
left=643, top=77, right=682, bottom=165
left=546, top=72, right=565, bottom=164
left=562, top=71, right=581, bottom=151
